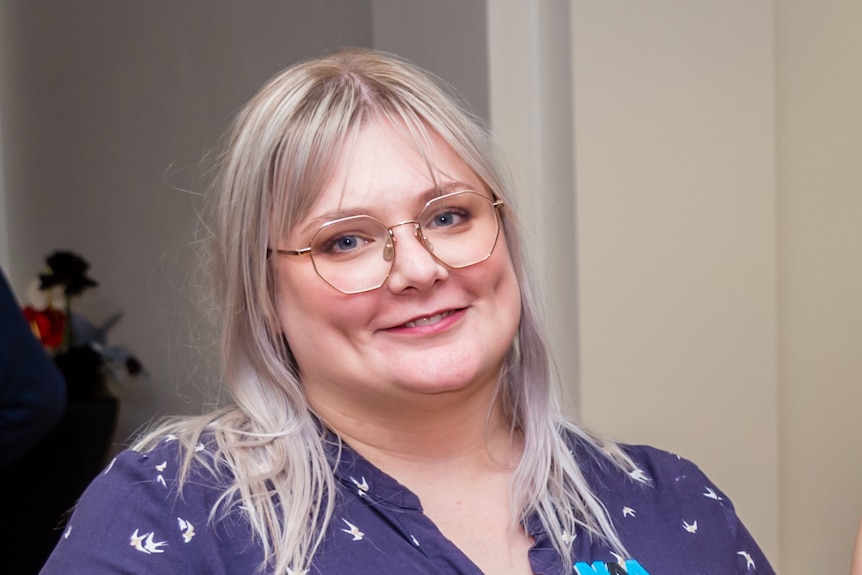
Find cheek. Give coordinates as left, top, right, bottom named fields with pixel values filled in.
left=274, top=269, right=329, bottom=367
left=488, top=240, right=521, bottom=306
left=275, top=269, right=376, bottom=370
left=491, top=248, right=523, bottom=341
left=465, top=239, right=522, bottom=341
left=499, top=265, right=523, bottom=332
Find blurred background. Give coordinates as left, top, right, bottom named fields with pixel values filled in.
left=0, top=1, right=859, bottom=573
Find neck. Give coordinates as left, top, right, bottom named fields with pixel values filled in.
left=310, top=383, right=521, bottom=473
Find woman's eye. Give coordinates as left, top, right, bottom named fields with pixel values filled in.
left=335, top=236, right=360, bottom=251
left=320, top=234, right=369, bottom=255
left=428, top=209, right=469, bottom=229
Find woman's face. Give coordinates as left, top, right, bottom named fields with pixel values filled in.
left=273, top=119, right=521, bottom=419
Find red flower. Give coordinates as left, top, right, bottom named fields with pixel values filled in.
left=22, top=306, right=67, bottom=349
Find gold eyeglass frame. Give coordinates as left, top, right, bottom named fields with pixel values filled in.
left=271, top=190, right=505, bottom=295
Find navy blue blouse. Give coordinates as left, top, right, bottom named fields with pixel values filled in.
left=42, top=432, right=775, bottom=574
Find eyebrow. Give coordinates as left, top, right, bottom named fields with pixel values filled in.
left=296, top=181, right=472, bottom=238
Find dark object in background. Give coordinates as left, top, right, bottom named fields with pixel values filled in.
left=54, top=345, right=110, bottom=400
left=0, top=270, right=67, bottom=470
left=0, top=396, right=119, bottom=574
left=38, top=251, right=98, bottom=296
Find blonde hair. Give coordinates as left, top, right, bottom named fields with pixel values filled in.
left=134, top=48, right=633, bottom=574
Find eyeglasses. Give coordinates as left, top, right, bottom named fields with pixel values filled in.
left=273, top=190, right=504, bottom=294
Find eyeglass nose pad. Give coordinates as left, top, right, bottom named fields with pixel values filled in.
left=413, top=224, right=434, bottom=253
left=383, top=241, right=395, bottom=262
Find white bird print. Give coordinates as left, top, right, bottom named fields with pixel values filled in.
left=194, top=443, right=206, bottom=452
left=153, top=458, right=168, bottom=488
left=738, top=550, right=755, bottom=570
left=63, top=525, right=72, bottom=539
left=628, top=468, right=651, bottom=484
left=130, top=530, right=147, bottom=552
left=703, top=486, right=723, bottom=501
left=177, top=517, right=195, bottom=543
left=561, top=530, right=576, bottom=545
left=143, top=532, right=168, bottom=553
left=350, top=476, right=369, bottom=496
left=130, top=530, right=167, bottom=554
left=340, top=519, right=365, bottom=541
left=622, top=506, right=636, bottom=518
left=682, top=519, right=698, bottom=533
left=103, top=458, right=117, bottom=475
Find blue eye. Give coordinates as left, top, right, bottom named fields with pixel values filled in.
left=335, top=236, right=360, bottom=251
left=322, top=234, right=366, bottom=254
left=428, top=209, right=469, bottom=229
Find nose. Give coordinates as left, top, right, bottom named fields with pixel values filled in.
left=385, top=222, right=448, bottom=293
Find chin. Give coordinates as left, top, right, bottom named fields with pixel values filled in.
left=392, top=359, right=501, bottom=397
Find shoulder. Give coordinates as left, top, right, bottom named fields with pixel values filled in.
left=566, top=433, right=774, bottom=573
left=570, top=435, right=740, bottom=528
left=42, top=435, right=260, bottom=574
left=563, top=430, right=720, bottom=493
left=614, top=443, right=737, bottom=523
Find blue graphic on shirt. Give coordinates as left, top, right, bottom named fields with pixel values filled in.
left=574, top=559, right=651, bottom=575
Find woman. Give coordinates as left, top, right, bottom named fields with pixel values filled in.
left=42, top=49, right=774, bottom=575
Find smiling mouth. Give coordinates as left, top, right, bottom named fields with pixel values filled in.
left=402, top=310, right=457, bottom=328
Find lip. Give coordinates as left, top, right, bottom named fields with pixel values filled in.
left=382, top=307, right=467, bottom=334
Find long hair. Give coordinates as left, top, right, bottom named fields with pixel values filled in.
left=134, top=48, right=633, bottom=574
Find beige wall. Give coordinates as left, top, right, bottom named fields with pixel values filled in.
left=491, top=1, right=862, bottom=572
left=488, top=1, right=579, bottom=412
left=777, top=1, right=862, bottom=572
left=491, top=0, right=781, bottom=566
left=571, top=1, right=780, bottom=564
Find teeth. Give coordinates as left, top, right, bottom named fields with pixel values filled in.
left=404, top=310, right=453, bottom=328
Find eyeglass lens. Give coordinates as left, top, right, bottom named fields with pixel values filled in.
left=307, top=191, right=500, bottom=294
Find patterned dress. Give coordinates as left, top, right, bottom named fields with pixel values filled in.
left=42, top=432, right=775, bottom=574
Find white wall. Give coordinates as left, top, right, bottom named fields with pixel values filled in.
left=371, top=0, right=489, bottom=123
left=0, top=0, right=373, bottom=446
left=777, top=1, right=862, bottom=573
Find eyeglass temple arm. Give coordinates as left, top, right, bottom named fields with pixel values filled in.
left=268, top=247, right=311, bottom=258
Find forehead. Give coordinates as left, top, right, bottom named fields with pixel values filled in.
left=306, top=120, right=483, bottom=219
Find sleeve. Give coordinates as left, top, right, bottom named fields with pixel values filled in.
left=40, top=440, right=235, bottom=574
left=0, top=270, right=66, bottom=469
